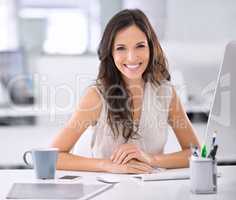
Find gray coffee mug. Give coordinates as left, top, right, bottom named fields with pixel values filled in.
left=23, top=148, right=58, bottom=179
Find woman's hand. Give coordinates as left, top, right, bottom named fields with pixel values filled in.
left=102, top=159, right=153, bottom=174
left=110, top=144, right=154, bottom=166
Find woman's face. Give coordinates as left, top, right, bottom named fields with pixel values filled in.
left=112, top=25, right=150, bottom=82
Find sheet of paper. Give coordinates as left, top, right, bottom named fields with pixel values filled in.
left=96, top=168, right=190, bottom=183
left=132, top=168, right=190, bottom=181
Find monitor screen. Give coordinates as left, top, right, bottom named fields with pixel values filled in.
left=206, top=41, right=236, bottom=163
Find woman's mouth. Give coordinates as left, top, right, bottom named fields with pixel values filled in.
left=124, top=63, right=141, bottom=70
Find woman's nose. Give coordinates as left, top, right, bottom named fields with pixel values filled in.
left=127, top=50, right=137, bottom=62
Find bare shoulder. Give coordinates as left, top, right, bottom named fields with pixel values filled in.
left=78, top=86, right=103, bottom=121
left=169, top=85, right=180, bottom=110
left=170, top=85, right=177, bottom=101
left=168, top=84, right=188, bottom=124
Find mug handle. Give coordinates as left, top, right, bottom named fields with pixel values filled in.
left=23, top=151, right=32, bottom=166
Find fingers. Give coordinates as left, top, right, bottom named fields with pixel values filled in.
left=126, top=160, right=153, bottom=174
left=126, top=168, right=148, bottom=174
left=110, top=148, right=118, bottom=161
left=122, top=152, right=138, bottom=164
left=121, top=151, right=153, bottom=166
left=110, top=144, right=152, bottom=168
left=110, top=144, right=133, bottom=160
left=114, top=149, right=137, bottom=164
left=110, top=144, right=128, bottom=160
left=128, top=160, right=153, bottom=169
left=111, top=148, right=123, bottom=163
left=111, top=144, right=138, bottom=163
left=108, top=159, right=153, bottom=174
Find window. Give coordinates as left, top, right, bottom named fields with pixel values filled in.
left=19, top=0, right=101, bottom=55
left=0, top=0, right=18, bottom=51
left=43, top=9, right=88, bottom=55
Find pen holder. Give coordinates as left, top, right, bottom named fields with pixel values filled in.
left=190, top=157, right=217, bottom=194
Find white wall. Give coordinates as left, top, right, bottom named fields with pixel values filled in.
left=166, top=0, right=236, bottom=43
left=31, top=55, right=99, bottom=115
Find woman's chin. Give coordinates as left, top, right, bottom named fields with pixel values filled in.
left=122, top=73, right=143, bottom=81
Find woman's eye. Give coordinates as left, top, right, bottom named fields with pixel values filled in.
left=137, top=44, right=145, bottom=48
left=116, top=47, right=125, bottom=51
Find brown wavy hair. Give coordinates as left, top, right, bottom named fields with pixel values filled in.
left=96, top=9, right=170, bottom=142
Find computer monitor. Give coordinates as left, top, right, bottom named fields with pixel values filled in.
left=206, top=41, right=236, bottom=164
left=0, top=49, right=34, bottom=105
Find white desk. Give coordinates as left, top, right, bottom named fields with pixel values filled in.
left=1, top=166, right=236, bottom=200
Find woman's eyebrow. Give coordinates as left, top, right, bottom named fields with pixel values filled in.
left=115, top=43, right=125, bottom=47
left=136, top=41, right=147, bottom=45
left=115, top=41, right=146, bottom=46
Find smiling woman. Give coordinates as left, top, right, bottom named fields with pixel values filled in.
left=51, top=9, right=200, bottom=174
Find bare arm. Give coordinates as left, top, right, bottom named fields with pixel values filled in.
left=151, top=86, right=200, bottom=168
left=51, top=87, right=152, bottom=173
left=51, top=87, right=106, bottom=171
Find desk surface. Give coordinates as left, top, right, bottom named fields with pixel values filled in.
left=1, top=166, right=236, bottom=200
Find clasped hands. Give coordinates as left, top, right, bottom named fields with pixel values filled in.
left=108, top=143, right=155, bottom=174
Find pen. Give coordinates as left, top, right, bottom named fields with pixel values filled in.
left=212, top=145, right=218, bottom=160
left=207, top=145, right=218, bottom=160
left=207, top=130, right=217, bottom=158
left=190, top=143, right=199, bottom=157
left=212, top=131, right=217, bottom=147
left=201, top=144, right=207, bottom=158
left=193, top=145, right=199, bottom=157
left=208, top=145, right=218, bottom=160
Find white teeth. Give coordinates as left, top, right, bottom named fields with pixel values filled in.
left=125, top=64, right=140, bottom=69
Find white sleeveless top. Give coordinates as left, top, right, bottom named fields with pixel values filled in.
left=90, top=81, right=173, bottom=159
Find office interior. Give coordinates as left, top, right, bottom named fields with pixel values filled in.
left=0, top=0, right=235, bottom=169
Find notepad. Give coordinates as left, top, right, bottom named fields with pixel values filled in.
left=132, top=168, right=190, bottom=181
left=96, top=174, right=131, bottom=184
left=6, top=183, right=112, bottom=199
left=96, top=168, right=189, bottom=183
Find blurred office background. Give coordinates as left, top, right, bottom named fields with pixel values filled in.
left=0, top=0, right=235, bottom=168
